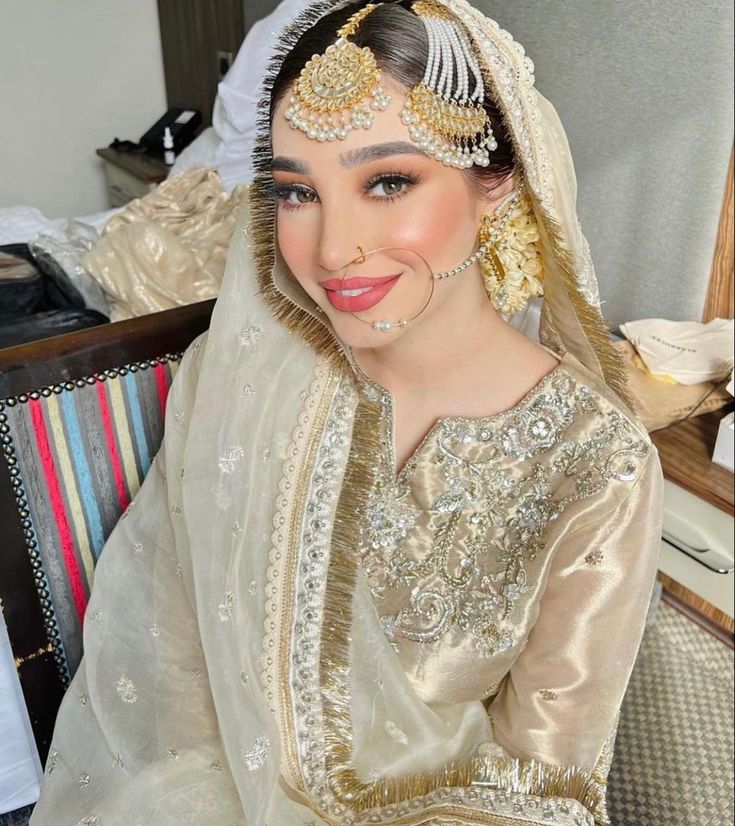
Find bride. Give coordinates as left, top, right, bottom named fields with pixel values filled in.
left=30, top=1, right=663, bottom=824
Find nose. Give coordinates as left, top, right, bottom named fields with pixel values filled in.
left=316, top=199, right=365, bottom=273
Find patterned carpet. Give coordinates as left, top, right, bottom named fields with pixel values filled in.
left=2, top=593, right=733, bottom=826
left=608, top=596, right=734, bottom=825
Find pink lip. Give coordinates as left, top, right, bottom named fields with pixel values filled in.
left=321, top=273, right=402, bottom=313
left=320, top=274, right=401, bottom=290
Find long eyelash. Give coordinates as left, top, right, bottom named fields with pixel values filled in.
left=272, top=183, right=313, bottom=199
left=363, top=170, right=422, bottom=197
left=272, top=182, right=315, bottom=210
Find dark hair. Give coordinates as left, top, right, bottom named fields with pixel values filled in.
left=269, top=0, right=516, bottom=194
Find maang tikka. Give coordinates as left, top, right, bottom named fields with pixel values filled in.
left=284, top=3, right=392, bottom=141
left=283, top=0, right=496, bottom=169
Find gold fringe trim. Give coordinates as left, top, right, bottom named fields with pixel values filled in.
left=475, top=755, right=608, bottom=824
left=541, top=208, right=631, bottom=407
left=250, top=165, right=344, bottom=365
left=249, top=0, right=353, bottom=367
left=319, top=389, right=610, bottom=825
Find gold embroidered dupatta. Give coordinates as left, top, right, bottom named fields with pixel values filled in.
left=30, top=2, right=664, bottom=825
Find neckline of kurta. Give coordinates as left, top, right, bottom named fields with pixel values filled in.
left=343, top=345, right=568, bottom=483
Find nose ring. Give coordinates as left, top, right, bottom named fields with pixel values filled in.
left=356, top=245, right=367, bottom=264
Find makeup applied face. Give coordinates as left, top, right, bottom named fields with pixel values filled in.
left=270, top=79, right=513, bottom=350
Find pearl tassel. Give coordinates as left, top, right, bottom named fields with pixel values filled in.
left=433, top=194, right=518, bottom=281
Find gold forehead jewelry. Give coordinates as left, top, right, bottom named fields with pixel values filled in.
left=283, top=3, right=392, bottom=141
left=400, top=0, right=496, bottom=169
left=283, top=1, right=496, bottom=168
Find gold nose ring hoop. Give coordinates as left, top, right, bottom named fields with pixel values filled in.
left=356, top=245, right=367, bottom=264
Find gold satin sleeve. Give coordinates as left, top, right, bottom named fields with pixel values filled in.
left=488, top=448, right=663, bottom=773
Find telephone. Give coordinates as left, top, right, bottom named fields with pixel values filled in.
left=139, top=108, right=202, bottom=156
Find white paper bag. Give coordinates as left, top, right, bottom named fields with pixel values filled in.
left=619, top=317, right=734, bottom=385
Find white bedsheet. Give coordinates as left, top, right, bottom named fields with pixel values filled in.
left=0, top=611, right=43, bottom=815
left=0, top=205, right=120, bottom=247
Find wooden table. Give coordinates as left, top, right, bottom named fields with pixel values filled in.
left=96, top=147, right=168, bottom=207
left=651, top=404, right=734, bottom=640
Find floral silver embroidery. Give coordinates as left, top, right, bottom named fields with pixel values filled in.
left=239, top=323, right=264, bottom=347
left=286, top=379, right=356, bottom=816
left=133, top=542, right=143, bottom=554
left=46, top=749, right=59, bottom=775
left=78, top=773, right=91, bottom=788
left=500, top=389, right=574, bottom=460
left=115, top=676, right=138, bottom=704
left=585, top=550, right=604, bottom=566
left=540, top=689, right=559, bottom=700
left=218, top=445, right=244, bottom=474
left=385, top=720, right=409, bottom=745
left=361, top=370, right=649, bottom=655
left=242, top=383, right=255, bottom=398
left=243, top=736, right=270, bottom=771
left=218, top=591, right=235, bottom=621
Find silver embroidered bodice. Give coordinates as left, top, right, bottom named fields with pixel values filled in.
left=352, top=354, right=650, bottom=704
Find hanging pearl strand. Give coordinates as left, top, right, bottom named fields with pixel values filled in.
left=438, top=19, right=454, bottom=99
left=432, top=193, right=519, bottom=281
left=457, top=26, right=484, bottom=103
left=427, top=18, right=440, bottom=88
left=446, top=22, right=467, bottom=100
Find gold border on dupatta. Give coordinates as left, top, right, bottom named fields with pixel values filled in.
left=262, top=358, right=342, bottom=795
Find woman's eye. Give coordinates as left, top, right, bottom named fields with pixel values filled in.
left=291, top=187, right=316, bottom=204
left=366, top=175, right=417, bottom=199
left=275, top=185, right=317, bottom=207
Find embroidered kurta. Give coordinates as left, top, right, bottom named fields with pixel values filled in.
left=350, top=349, right=661, bottom=772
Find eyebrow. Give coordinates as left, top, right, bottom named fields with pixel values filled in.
left=340, top=141, right=427, bottom=168
left=270, top=141, right=426, bottom=174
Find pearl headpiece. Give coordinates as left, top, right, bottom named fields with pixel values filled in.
left=282, top=0, right=496, bottom=169
left=400, top=1, right=496, bottom=169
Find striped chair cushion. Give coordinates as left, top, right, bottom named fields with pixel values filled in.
left=1, top=356, right=180, bottom=682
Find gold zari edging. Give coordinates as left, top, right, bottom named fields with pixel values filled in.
left=262, top=358, right=341, bottom=794
left=412, top=0, right=456, bottom=20
left=358, top=805, right=575, bottom=826
left=541, top=211, right=631, bottom=407
left=316, top=390, right=609, bottom=824
left=250, top=167, right=345, bottom=367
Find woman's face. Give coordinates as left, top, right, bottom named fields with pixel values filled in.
left=270, top=79, right=510, bottom=349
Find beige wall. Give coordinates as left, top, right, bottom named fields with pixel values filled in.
left=0, top=0, right=167, bottom=218
left=478, top=0, right=734, bottom=327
